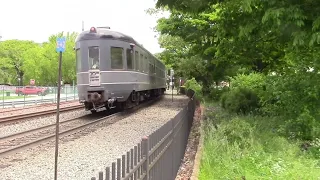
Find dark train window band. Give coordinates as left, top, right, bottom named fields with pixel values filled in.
left=88, top=46, right=99, bottom=70
left=111, top=47, right=124, bottom=69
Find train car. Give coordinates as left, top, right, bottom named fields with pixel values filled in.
left=75, top=26, right=167, bottom=113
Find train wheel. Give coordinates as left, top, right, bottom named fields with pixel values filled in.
left=91, top=109, right=97, bottom=114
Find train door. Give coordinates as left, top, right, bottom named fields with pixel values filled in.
left=88, top=46, right=101, bottom=87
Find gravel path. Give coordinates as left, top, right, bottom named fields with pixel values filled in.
left=0, top=94, right=189, bottom=180
left=0, top=101, right=81, bottom=117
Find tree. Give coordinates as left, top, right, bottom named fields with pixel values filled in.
left=0, top=40, right=39, bottom=85
left=153, top=0, right=320, bottom=132
left=0, top=31, right=78, bottom=86
left=41, top=32, right=78, bottom=85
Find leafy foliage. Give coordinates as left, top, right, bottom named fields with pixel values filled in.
left=183, top=77, right=203, bottom=100
left=0, top=32, right=77, bottom=86
left=221, top=88, right=260, bottom=115
left=153, top=0, right=320, bottom=142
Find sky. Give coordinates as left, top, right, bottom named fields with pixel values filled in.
left=0, top=0, right=169, bottom=54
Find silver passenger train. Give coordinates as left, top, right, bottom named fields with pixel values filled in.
left=75, top=26, right=167, bottom=113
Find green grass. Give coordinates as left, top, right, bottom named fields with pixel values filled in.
left=0, top=95, right=34, bottom=100
left=199, top=102, right=320, bottom=180
left=0, top=91, right=34, bottom=100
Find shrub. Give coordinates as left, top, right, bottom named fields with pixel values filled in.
left=221, top=88, right=260, bottom=115
left=184, top=78, right=203, bottom=100
left=209, top=86, right=229, bottom=101
left=282, top=108, right=319, bottom=141
left=230, top=72, right=267, bottom=99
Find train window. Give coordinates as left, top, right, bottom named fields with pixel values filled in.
left=76, top=49, right=81, bottom=71
left=88, top=46, right=99, bottom=70
left=126, top=49, right=133, bottom=70
left=140, top=54, right=144, bottom=72
left=149, top=64, right=152, bottom=74
left=111, top=47, right=124, bottom=69
left=135, top=51, right=139, bottom=71
left=145, top=56, right=148, bottom=73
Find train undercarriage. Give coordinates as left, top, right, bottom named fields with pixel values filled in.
left=83, top=89, right=165, bottom=113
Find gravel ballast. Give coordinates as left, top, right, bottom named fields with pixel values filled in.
left=1, top=101, right=81, bottom=117
left=0, top=94, right=189, bottom=180
left=0, top=110, right=90, bottom=137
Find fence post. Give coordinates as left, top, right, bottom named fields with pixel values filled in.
left=2, top=86, right=4, bottom=108
left=98, top=171, right=103, bottom=180
left=54, top=87, right=57, bottom=103
left=142, top=137, right=149, bottom=180
left=112, top=162, right=116, bottom=180
left=73, top=86, right=76, bottom=100
left=106, top=167, right=110, bottom=180
left=117, top=158, right=121, bottom=180
left=23, top=86, right=26, bottom=107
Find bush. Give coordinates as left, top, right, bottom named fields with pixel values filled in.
left=184, top=78, right=203, bottom=100
left=221, top=88, right=260, bottom=115
left=209, top=86, right=229, bottom=101
left=282, top=108, right=320, bottom=141
left=261, top=72, right=320, bottom=118
left=230, top=72, right=267, bottom=99
left=230, top=73, right=266, bottom=94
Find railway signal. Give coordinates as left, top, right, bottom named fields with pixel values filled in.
left=54, top=37, right=66, bottom=180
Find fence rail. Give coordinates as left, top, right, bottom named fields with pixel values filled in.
left=1, top=85, right=79, bottom=108
left=91, top=96, right=196, bottom=180
left=0, top=96, right=78, bottom=108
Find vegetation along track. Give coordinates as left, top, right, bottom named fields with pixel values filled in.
left=0, top=104, right=84, bottom=124
left=0, top=96, right=162, bottom=157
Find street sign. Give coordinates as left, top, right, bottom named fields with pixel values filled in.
left=56, top=37, right=66, bottom=52
left=54, top=36, right=65, bottom=180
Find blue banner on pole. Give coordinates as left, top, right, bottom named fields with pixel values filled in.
left=56, top=37, right=66, bottom=52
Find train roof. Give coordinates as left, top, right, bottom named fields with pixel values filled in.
left=75, top=27, right=138, bottom=45
left=75, top=27, right=165, bottom=67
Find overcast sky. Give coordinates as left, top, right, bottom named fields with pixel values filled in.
left=0, top=0, right=168, bottom=54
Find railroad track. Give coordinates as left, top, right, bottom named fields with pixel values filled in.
left=0, top=96, right=161, bottom=157
left=0, top=104, right=84, bottom=124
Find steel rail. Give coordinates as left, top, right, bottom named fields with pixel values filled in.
left=0, top=104, right=84, bottom=124
left=0, top=96, right=162, bottom=157
left=0, top=115, right=90, bottom=141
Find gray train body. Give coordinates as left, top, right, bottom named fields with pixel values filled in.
left=75, top=27, right=167, bottom=112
